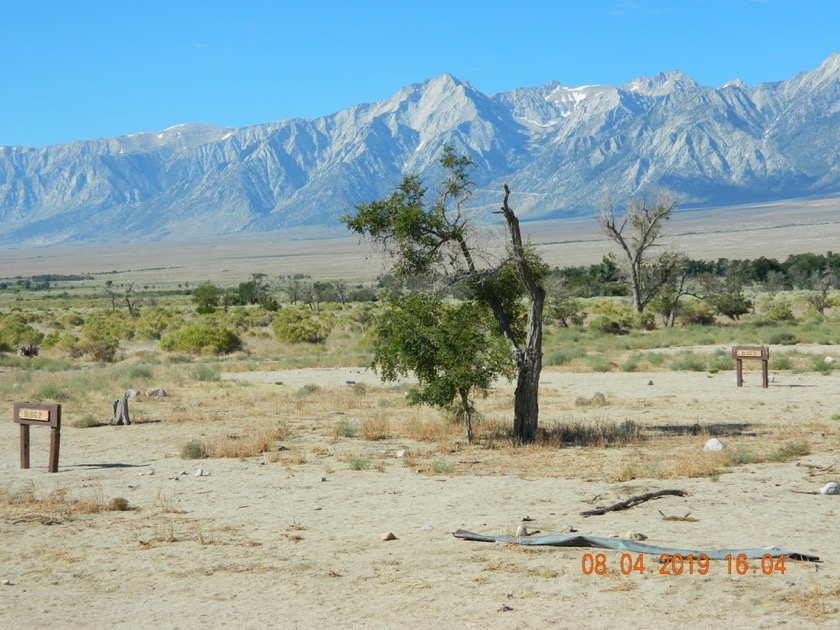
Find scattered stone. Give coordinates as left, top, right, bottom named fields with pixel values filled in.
left=343, top=380, right=356, bottom=386
left=625, top=532, right=648, bottom=541
left=396, top=449, right=407, bottom=458
left=320, top=476, right=328, bottom=482
left=146, top=387, right=167, bottom=398
left=195, top=468, right=204, bottom=477
left=2, top=579, right=13, bottom=585
left=498, top=604, right=514, bottom=612
left=819, top=482, right=840, bottom=495
left=768, top=375, right=776, bottom=383
left=515, top=524, right=529, bottom=537
left=125, top=389, right=140, bottom=398
left=644, top=379, right=654, bottom=386
left=381, top=532, right=397, bottom=541
left=704, top=438, right=725, bottom=452
left=825, top=357, right=836, bottom=364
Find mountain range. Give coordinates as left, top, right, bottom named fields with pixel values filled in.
left=1, top=52, right=838, bottom=246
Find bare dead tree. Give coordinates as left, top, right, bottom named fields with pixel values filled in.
left=599, top=191, right=680, bottom=314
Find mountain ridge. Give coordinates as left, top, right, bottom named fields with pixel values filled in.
left=1, top=52, right=838, bottom=245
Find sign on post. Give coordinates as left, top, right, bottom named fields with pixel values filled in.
left=13, top=402, right=62, bottom=472
left=731, top=346, right=770, bottom=388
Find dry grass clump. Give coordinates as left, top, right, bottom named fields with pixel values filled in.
left=0, top=482, right=130, bottom=521
left=360, top=413, right=391, bottom=440
left=782, top=581, right=840, bottom=620
left=181, top=421, right=290, bottom=459
left=574, top=392, right=609, bottom=408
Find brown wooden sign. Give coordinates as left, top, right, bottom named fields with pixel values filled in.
left=731, top=346, right=770, bottom=388
left=13, top=402, right=61, bottom=472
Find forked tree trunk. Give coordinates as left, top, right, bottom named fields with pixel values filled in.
left=109, top=395, right=131, bottom=426
left=500, top=185, right=546, bottom=444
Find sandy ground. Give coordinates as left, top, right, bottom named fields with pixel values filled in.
left=1, top=368, right=839, bottom=629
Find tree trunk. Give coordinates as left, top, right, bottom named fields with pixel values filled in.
left=512, top=284, right=544, bottom=442
left=460, top=390, right=473, bottom=444
left=109, top=395, right=131, bottom=426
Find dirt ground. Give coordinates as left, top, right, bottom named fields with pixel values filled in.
left=1, top=367, right=839, bottom=629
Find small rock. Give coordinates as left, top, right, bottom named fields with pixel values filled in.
left=146, top=387, right=167, bottom=398
left=644, top=379, right=654, bottom=386
left=498, top=604, right=514, bottom=612
left=625, top=532, right=648, bottom=541
left=2, top=579, right=13, bottom=585
left=825, top=357, right=836, bottom=364
left=768, top=375, right=776, bottom=383
left=515, top=524, right=529, bottom=537
left=381, top=532, right=397, bottom=541
left=704, top=438, right=725, bottom=452
left=396, top=449, right=407, bottom=458
left=195, top=468, right=203, bottom=477
left=320, top=476, right=327, bottom=482
left=125, top=389, right=140, bottom=398
left=343, top=380, right=356, bottom=386
left=819, top=482, right=840, bottom=495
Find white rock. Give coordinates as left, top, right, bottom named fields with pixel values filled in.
left=515, top=524, right=529, bottom=537
left=819, top=482, right=840, bottom=495
left=195, top=468, right=203, bottom=477
left=625, top=532, right=648, bottom=541
left=396, top=449, right=407, bottom=458
left=768, top=375, right=776, bottom=383
left=125, top=389, right=140, bottom=398
left=381, top=532, right=397, bottom=541
left=825, top=357, right=836, bottom=364
left=704, top=438, right=725, bottom=452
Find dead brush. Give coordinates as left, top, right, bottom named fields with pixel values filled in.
left=360, top=413, right=391, bottom=440
left=0, top=482, right=129, bottom=520
left=201, top=421, right=290, bottom=458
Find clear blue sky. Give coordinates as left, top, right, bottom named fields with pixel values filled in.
left=2, top=0, right=838, bottom=148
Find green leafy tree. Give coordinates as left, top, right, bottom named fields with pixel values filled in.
left=193, top=283, right=222, bottom=314
left=701, top=274, right=752, bottom=320
left=342, top=146, right=547, bottom=443
left=374, top=294, right=513, bottom=443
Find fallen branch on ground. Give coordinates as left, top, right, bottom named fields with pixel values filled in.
left=580, top=489, right=688, bottom=517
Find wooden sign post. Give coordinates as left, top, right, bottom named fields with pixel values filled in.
left=731, top=346, right=770, bottom=388
left=13, top=402, right=62, bottom=473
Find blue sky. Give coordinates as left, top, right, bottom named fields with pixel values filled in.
left=2, top=0, right=838, bottom=148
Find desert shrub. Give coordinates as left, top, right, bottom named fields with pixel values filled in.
left=295, top=383, right=320, bottom=398
left=0, top=313, right=44, bottom=350
left=136, top=307, right=178, bottom=340
left=764, top=301, right=796, bottom=323
left=575, top=392, right=608, bottom=407
left=63, top=313, right=85, bottom=327
left=679, top=300, right=717, bottom=325
left=773, top=355, right=793, bottom=370
left=669, top=351, right=708, bottom=372
left=333, top=419, right=358, bottom=438
left=38, top=383, right=72, bottom=402
left=545, top=345, right=586, bottom=366
left=161, top=324, right=243, bottom=355
left=767, top=331, right=799, bottom=345
left=766, top=440, right=810, bottom=462
left=180, top=440, right=207, bottom=459
left=193, top=364, right=221, bottom=382
left=273, top=307, right=335, bottom=344
left=812, top=355, right=835, bottom=375
left=588, top=302, right=634, bottom=335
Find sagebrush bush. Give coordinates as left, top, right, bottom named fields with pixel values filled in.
left=273, top=307, right=335, bottom=344
left=161, top=324, right=243, bottom=355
